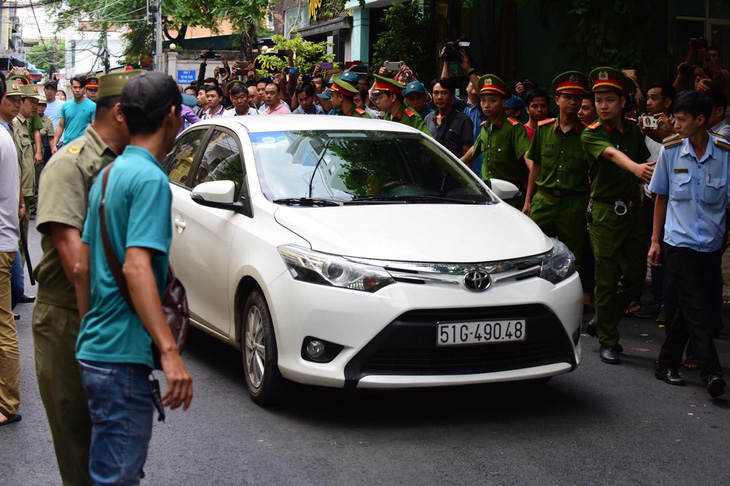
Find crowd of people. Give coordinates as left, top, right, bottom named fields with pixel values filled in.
left=0, top=38, right=729, bottom=485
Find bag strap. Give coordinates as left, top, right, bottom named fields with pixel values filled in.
left=99, top=163, right=135, bottom=311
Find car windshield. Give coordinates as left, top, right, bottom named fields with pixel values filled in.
left=250, top=130, right=494, bottom=205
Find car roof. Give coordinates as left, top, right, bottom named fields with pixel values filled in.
left=189, top=114, right=425, bottom=136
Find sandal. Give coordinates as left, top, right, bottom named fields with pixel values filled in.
left=0, top=406, right=21, bottom=427
left=624, top=301, right=641, bottom=317
left=683, top=357, right=699, bottom=370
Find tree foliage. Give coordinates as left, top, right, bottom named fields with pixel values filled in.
left=538, top=0, right=659, bottom=73
left=27, top=40, right=66, bottom=74
left=50, top=0, right=272, bottom=62
left=256, top=34, right=334, bottom=75
left=371, top=1, right=430, bottom=79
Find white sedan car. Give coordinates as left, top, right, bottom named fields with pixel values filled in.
left=163, top=116, right=583, bottom=404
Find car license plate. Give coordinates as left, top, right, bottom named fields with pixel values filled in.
left=437, top=319, right=526, bottom=346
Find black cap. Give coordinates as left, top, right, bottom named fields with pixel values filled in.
left=44, top=80, right=58, bottom=89
left=121, top=71, right=181, bottom=122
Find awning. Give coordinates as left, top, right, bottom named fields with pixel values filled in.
left=296, top=17, right=352, bottom=38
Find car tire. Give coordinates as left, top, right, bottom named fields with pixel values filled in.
left=242, top=290, right=288, bottom=405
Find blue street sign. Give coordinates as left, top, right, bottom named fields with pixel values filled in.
left=178, top=70, right=196, bottom=84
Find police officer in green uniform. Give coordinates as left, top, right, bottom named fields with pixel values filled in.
left=85, top=75, right=99, bottom=103
left=372, top=74, right=431, bottom=134
left=13, top=85, right=41, bottom=257
left=32, top=70, right=140, bottom=486
left=581, top=67, right=655, bottom=364
left=461, top=74, right=531, bottom=209
left=9, top=76, right=44, bottom=170
left=330, top=75, right=371, bottom=118
left=524, top=71, right=590, bottom=270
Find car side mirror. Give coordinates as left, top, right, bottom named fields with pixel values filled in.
left=487, top=179, right=522, bottom=202
left=190, top=180, right=246, bottom=213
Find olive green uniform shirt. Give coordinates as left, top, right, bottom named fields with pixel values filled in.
left=34, top=125, right=117, bottom=309
left=581, top=118, right=650, bottom=200
left=385, top=103, right=431, bottom=135
left=40, top=115, right=54, bottom=140
left=341, top=104, right=371, bottom=118
left=472, top=112, right=531, bottom=185
left=528, top=118, right=590, bottom=192
left=12, top=114, right=36, bottom=197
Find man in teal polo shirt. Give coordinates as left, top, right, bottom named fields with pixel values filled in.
left=74, top=71, right=193, bottom=484
left=54, top=74, right=96, bottom=146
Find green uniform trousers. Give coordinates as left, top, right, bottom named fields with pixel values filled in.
left=0, top=251, right=20, bottom=417
left=32, top=301, right=92, bottom=486
left=530, top=191, right=588, bottom=271
left=589, top=201, right=647, bottom=346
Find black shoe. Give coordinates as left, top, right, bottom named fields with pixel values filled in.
left=14, top=313, right=19, bottom=320
left=599, top=345, right=620, bottom=364
left=654, top=367, right=685, bottom=386
left=29, top=213, right=35, bottom=220
left=707, top=375, right=726, bottom=398
left=635, top=304, right=661, bottom=319
left=584, top=319, right=597, bottom=337
left=18, top=294, right=35, bottom=303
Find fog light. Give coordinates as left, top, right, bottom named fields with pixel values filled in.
left=306, top=339, right=325, bottom=359
left=301, top=337, right=344, bottom=363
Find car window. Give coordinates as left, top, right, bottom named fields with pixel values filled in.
left=194, top=129, right=244, bottom=198
left=165, top=129, right=208, bottom=185
left=249, top=130, right=492, bottom=204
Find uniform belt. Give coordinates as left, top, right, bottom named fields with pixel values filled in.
left=591, top=197, right=641, bottom=216
left=592, top=197, right=641, bottom=208
left=538, top=187, right=587, bottom=197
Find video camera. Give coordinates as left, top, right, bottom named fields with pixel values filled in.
left=199, top=47, right=219, bottom=60
left=440, top=36, right=470, bottom=63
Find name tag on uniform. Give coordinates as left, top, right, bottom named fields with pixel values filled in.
left=674, top=168, right=689, bottom=174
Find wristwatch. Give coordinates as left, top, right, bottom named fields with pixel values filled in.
left=466, top=69, right=476, bottom=76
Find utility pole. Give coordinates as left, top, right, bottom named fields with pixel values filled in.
left=154, top=0, right=163, bottom=71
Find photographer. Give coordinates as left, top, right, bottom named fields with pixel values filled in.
left=684, top=39, right=730, bottom=93
left=196, top=50, right=229, bottom=91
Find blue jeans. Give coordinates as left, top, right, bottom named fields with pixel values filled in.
left=78, top=360, right=154, bottom=486
left=10, top=249, right=23, bottom=309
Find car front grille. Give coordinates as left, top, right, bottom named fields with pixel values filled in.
left=344, top=304, right=576, bottom=386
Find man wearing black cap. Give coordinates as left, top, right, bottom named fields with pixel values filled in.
left=74, top=71, right=193, bottom=485
left=33, top=70, right=140, bottom=486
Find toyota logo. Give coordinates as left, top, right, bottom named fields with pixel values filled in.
left=464, top=269, right=491, bottom=292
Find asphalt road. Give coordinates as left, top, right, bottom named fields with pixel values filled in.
left=3, top=222, right=729, bottom=485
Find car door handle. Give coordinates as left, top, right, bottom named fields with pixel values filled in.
left=174, top=217, right=187, bottom=231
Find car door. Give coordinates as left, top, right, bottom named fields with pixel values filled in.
left=170, top=128, right=250, bottom=338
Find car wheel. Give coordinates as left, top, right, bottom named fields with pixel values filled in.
left=242, top=290, right=287, bottom=405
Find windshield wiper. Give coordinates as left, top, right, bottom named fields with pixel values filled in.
left=344, top=195, right=484, bottom=205
left=273, top=197, right=342, bottom=207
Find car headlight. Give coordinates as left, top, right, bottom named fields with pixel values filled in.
left=539, top=238, right=576, bottom=284
left=278, top=245, right=395, bottom=292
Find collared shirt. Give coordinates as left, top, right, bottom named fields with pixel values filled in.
left=292, top=103, right=324, bottom=115
left=12, top=114, right=36, bottom=197
left=424, top=109, right=473, bottom=157
left=711, top=119, right=730, bottom=141
left=581, top=118, right=650, bottom=200
left=649, top=134, right=730, bottom=252
left=527, top=118, right=589, bottom=192
left=384, top=103, right=431, bottom=135
left=461, top=101, right=486, bottom=176
left=222, top=106, right=260, bottom=117
left=202, top=105, right=226, bottom=120
left=78, top=145, right=172, bottom=368
left=262, top=102, right=292, bottom=115
left=0, top=126, right=19, bottom=253
left=472, top=112, right=530, bottom=184
left=419, top=105, right=436, bottom=119
left=35, top=125, right=117, bottom=308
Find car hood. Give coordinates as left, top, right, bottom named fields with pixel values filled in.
left=273, top=203, right=552, bottom=263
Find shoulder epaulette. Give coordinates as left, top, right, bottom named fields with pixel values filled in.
left=480, top=120, right=487, bottom=126
left=355, top=108, right=366, bottom=115
left=714, top=139, right=730, bottom=151
left=625, top=117, right=637, bottom=123
left=588, top=121, right=602, bottom=130
left=661, top=134, right=681, bottom=146
left=507, top=117, right=520, bottom=126
left=66, top=138, right=88, bottom=154
left=581, top=121, right=589, bottom=127
left=404, top=108, right=416, bottom=117
left=710, top=132, right=723, bottom=138
left=538, top=118, right=556, bottom=127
